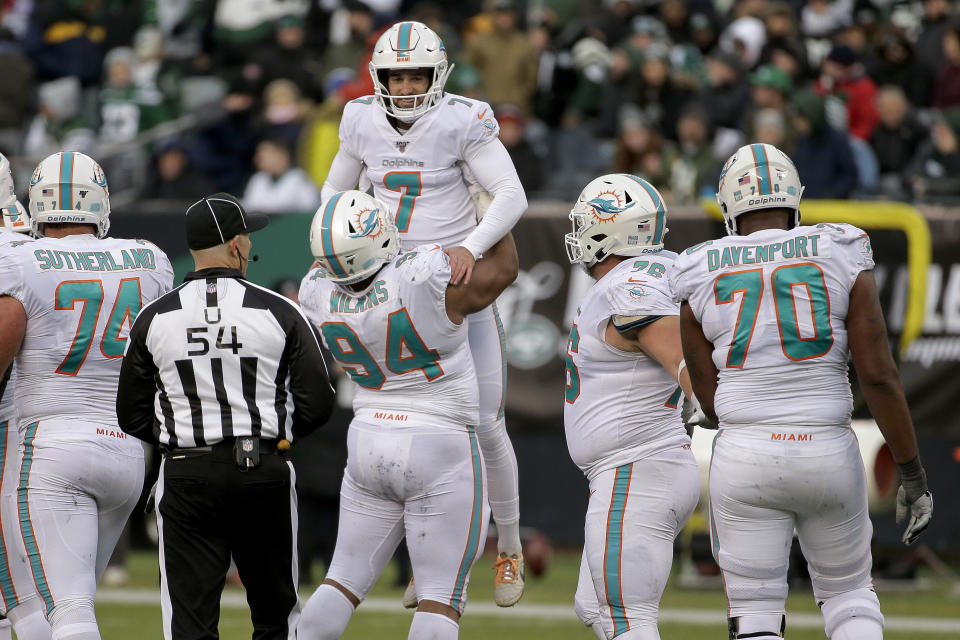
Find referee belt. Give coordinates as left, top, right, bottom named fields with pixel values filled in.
left=160, top=437, right=286, bottom=461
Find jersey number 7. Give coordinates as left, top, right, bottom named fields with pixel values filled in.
left=383, top=171, right=422, bottom=232
left=55, top=278, right=142, bottom=375
left=714, top=263, right=833, bottom=367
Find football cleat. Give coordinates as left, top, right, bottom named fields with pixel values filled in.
left=493, top=552, right=525, bottom=607
left=402, top=578, right=418, bottom=609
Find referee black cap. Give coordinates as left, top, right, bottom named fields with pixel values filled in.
left=186, top=193, right=269, bottom=250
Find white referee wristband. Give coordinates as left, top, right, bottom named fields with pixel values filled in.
left=677, top=359, right=687, bottom=383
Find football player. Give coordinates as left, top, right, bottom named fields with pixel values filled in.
left=563, top=174, right=702, bottom=640
left=671, top=143, right=934, bottom=640
left=0, top=154, right=51, bottom=640
left=321, top=20, right=528, bottom=606
left=297, top=190, right=518, bottom=639
left=0, top=152, right=173, bottom=640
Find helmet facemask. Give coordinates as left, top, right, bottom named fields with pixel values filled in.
left=368, top=21, right=453, bottom=123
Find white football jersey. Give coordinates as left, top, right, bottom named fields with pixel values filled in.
left=0, top=234, right=173, bottom=425
left=338, top=93, right=499, bottom=251
left=0, top=227, right=25, bottom=419
left=299, top=244, right=478, bottom=428
left=564, top=252, right=690, bottom=480
left=671, top=223, right=874, bottom=428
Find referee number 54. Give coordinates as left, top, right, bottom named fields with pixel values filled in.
left=186, top=326, right=243, bottom=356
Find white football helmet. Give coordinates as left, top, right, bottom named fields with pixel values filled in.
left=29, top=151, right=110, bottom=238
left=310, top=190, right=400, bottom=285
left=565, top=173, right=668, bottom=268
left=0, top=152, right=30, bottom=234
left=368, top=21, right=453, bottom=123
left=716, top=143, right=804, bottom=235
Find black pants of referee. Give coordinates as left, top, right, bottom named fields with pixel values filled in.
left=156, top=441, right=299, bottom=640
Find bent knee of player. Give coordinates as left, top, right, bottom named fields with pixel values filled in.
left=819, top=587, right=884, bottom=639
left=719, top=553, right=789, bottom=613
left=614, top=623, right=662, bottom=640
left=48, top=596, right=97, bottom=635
left=416, top=598, right=460, bottom=622
left=574, top=593, right=601, bottom=628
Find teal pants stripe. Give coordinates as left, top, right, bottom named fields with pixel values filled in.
left=18, top=421, right=54, bottom=612
left=604, top=463, right=632, bottom=636
left=0, top=420, right=19, bottom=608
left=450, top=425, right=484, bottom=609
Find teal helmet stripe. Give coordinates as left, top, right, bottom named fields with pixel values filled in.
left=398, top=22, right=412, bottom=52
left=321, top=193, right=349, bottom=278
left=750, top=143, right=773, bottom=195
left=623, top=174, right=665, bottom=244
left=59, top=152, right=74, bottom=211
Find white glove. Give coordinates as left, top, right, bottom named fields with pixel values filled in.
left=681, top=395, right=717, bottom=434
left=895, top=457, right=933, bottom=546
left=896, top=488, right=933, bottom=546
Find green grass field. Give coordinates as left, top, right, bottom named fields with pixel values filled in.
left=95, top=549, right=960, bottom=639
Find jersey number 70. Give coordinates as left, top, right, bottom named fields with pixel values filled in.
left=714, top=263, right=833, bottom=367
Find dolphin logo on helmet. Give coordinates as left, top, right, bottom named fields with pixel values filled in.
left=566, top=174, right=668, bottom=268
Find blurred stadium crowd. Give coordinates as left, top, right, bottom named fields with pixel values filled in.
left=4, top=0, right=960, bottom=211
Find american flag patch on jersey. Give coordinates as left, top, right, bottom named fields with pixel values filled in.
left=637, top=223, right=650, bottom=231
left=738, top=175, right=750, bottom=185
left=42, top=188, right=54, bottom=196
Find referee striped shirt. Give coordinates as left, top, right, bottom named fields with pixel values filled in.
left=117, top=267, right=334, bottom=447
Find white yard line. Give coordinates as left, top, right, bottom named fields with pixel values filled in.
left=97, top=589, right=960, bottom=634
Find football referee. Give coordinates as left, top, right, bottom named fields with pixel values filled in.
left=116, top=193, right=335, bottom=640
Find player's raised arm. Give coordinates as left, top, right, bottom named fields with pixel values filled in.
left=320, top=101, right=366, bottom=203
left=847, top=268, right=932, bottom=545
left=445, top=231, right=518, bottom=324
left=461, top=139, right=527, bottom=255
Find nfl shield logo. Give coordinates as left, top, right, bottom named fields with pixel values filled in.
left=242, top=439, right=253, bottom=452
left=396, top=140, right=408, bottom=153
left=206, top=282, right=216, bottom=294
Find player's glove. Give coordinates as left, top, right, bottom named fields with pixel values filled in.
left=681, top=394, right=717, bottom=435
left=895, top=456, right=933, bottom=546
left=144, top=480, right=158, bottom=515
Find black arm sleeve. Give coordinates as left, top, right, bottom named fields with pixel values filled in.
left=285, top=315, right=335, bottom=440
left=117, top=318, right=161, bottom=444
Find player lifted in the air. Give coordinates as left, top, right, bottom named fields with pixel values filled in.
left=563, top=174, right=702, bottom=640
left=671, top=143, right=933, bottom=640
left=297, top=190, right=518, bottom=639
left=321, top=20, right=528, bottom=606
left=0, top=152, right=173, bottom=640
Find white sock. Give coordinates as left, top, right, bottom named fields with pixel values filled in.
left=298, top=584, right=355, bottom=640
left=475, top=419, right=522, bottom=556
left=407, top=612, right=459, bottom=640
left=7, top=601, right=52, bottom=640
left=831, top=617, right=883, bottom=640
